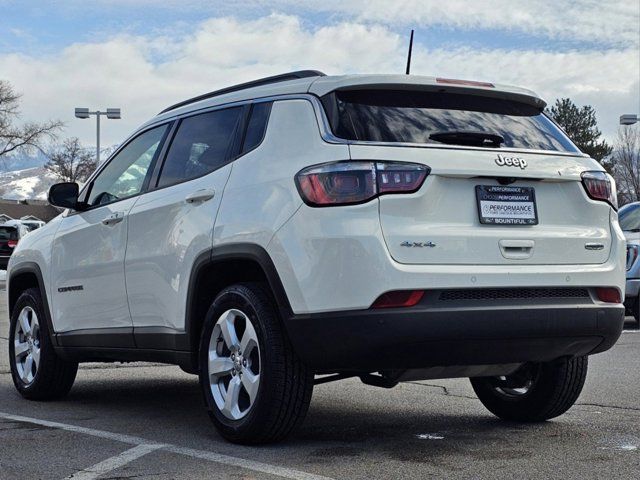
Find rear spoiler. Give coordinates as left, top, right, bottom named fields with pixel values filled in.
left=308, top=74, right=546, bottom=110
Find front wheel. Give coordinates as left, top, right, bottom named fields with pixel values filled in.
left=470, top=357, right=588, bottom=422
left=9, top=288, right=78, bottom=400
left=199, top=283, right=314, bottom=444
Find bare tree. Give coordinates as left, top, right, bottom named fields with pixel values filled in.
left=0, top=80, right=63, bottom=162
left=610, top=126, right=640, bottom=206
left=45, top=137, right=98, bottom=183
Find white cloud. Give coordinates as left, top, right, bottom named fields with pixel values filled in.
left=0, top=13, right=637, bottom=150
left=291, top=0, right=640, bottom=47
left=74, top=0, right=640, bottom=47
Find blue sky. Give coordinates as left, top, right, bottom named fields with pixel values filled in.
left=2, top=1, right=634, bottom=54
left=0, top=0, right=638, bottom=149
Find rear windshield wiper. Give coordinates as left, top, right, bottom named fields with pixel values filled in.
left=429, top=131, right=505, bottom=148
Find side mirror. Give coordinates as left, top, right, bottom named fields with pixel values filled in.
left=48, top=182, right=81, bottom=210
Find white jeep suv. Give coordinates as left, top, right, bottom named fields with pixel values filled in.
left=6, top=71, right=626, bottom=444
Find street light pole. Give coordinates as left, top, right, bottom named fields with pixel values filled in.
left=96, top=112, right=100, bottom=164
left=74, top=107, right=121, bottom=164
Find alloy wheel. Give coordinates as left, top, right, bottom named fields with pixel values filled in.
left=13, top=306, right=41, bottom=385
left=208, top=309, right=261, bottom=420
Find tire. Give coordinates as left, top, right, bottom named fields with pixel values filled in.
left=470, top=357, right=588, bottom=422
left=199, top=282, right=314, bottom=444
left=634, top=295, right=640, bottom=325
left=9, top=288, right=78, bottom=400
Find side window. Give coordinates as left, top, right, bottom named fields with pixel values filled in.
left=87, top=124, right=168, bottom=207
left=241, top=102, right=272, bottom=154
left=157, top=107, right=243, bottom=188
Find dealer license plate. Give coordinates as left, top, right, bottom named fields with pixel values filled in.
left=476, top=185, right=538, bottom=225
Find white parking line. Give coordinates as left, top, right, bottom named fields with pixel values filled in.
left=0, top=411, right=334, bottom=480
left=65, top=443, right=164, bottom=480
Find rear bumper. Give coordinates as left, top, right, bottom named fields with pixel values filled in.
left=284, top=303, right=625, bottom=372
left=0, top=256, right=9, bottom=270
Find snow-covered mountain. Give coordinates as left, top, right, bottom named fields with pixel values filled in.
left=0, top=151, right=47, bottom=172
left=0, top=167, right=58, bottom=200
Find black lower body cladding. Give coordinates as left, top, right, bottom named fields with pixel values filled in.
left=284, top=302, right=625, bottom=372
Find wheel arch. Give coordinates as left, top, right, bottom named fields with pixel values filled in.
left=8, top=262, right=57, bottom=346
left=186, top=244, right=294, bottom=370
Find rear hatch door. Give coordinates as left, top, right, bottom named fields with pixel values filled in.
left=319, top=83, right=612, bottom=266
left=351, top=145, right=611, bottom=265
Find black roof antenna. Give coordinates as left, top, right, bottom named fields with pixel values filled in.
left=405, top=29, right=414, bottom=75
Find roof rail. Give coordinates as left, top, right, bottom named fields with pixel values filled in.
left=159, top=70, right=326, bottom=114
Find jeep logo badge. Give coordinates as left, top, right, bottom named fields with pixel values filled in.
left=495, top=154, right=527, bottom=170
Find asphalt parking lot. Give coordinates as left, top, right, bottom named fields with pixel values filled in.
left=0, top=282, right=639, bottom=479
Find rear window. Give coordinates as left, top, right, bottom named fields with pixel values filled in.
left=321, top=89, right=579, bottom=153
left=619, top=203, right=640, bottom=231
left=0, top=226, right=18, bottom=240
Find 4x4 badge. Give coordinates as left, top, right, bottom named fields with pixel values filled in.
left=401, top=241, right=436, bottom=248
left=495, top=154, right=527, bottom=170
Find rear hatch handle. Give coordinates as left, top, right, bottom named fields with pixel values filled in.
left=499, top=239, right=534, bottom=260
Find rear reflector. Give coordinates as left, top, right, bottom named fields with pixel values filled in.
left=371, top=290, right=424, bottom=309
left=436, top=78, right=494, bottom=88
left=595, top=287, right=621, bottom=304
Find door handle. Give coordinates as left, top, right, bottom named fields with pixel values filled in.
left=101, top=212, right=125, bottom=226
left=185, top=189, right=215, bottom=204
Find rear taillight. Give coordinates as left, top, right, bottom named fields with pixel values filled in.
left=581, top=171, right=617, bottom=209
left=7, top=240, right=17, bottom=248
left=595, top=287, right=621, bottom=303
left=295, top=161, right=429, bottom=207
left=627, top=244, right=639, bottom=271
left=371, top=290, right=425, bottom=309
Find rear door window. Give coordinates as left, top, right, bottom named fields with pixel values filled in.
left=322, top=89, right=579, bottom=152
left=157, top=106, right=243, bottom=188
left=241, top=102, right=272, bottom=154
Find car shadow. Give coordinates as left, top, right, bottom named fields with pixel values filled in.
left=59, top=369, right=576, bottom=465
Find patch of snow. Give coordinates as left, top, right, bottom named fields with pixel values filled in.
left=0, top=167, right=57, bottom=200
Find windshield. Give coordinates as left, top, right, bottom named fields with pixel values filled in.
left=0, top=226, right=18, bottom=240
left=619, top=203, right=640, bottom=231
left=321, top=89, right=579, bottom=152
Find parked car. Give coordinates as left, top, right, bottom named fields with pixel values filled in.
left=0, top=220, right=30, bottom=270
left=20, top=220, right=46, bottom=232
left=6, top=71, right=626, bottom=444
left=619, top=201, right=640, bottom=325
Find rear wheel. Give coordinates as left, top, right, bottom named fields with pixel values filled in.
left=199, top=282, right=314, bottom=444
left=9, top=288, right=78, bottom=400
left=470, top=357, right=587, bottom=422
left=634, top=295, right=640, bottom=325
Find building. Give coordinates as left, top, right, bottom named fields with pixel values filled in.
left=0, top=199, right=60, bottom=224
